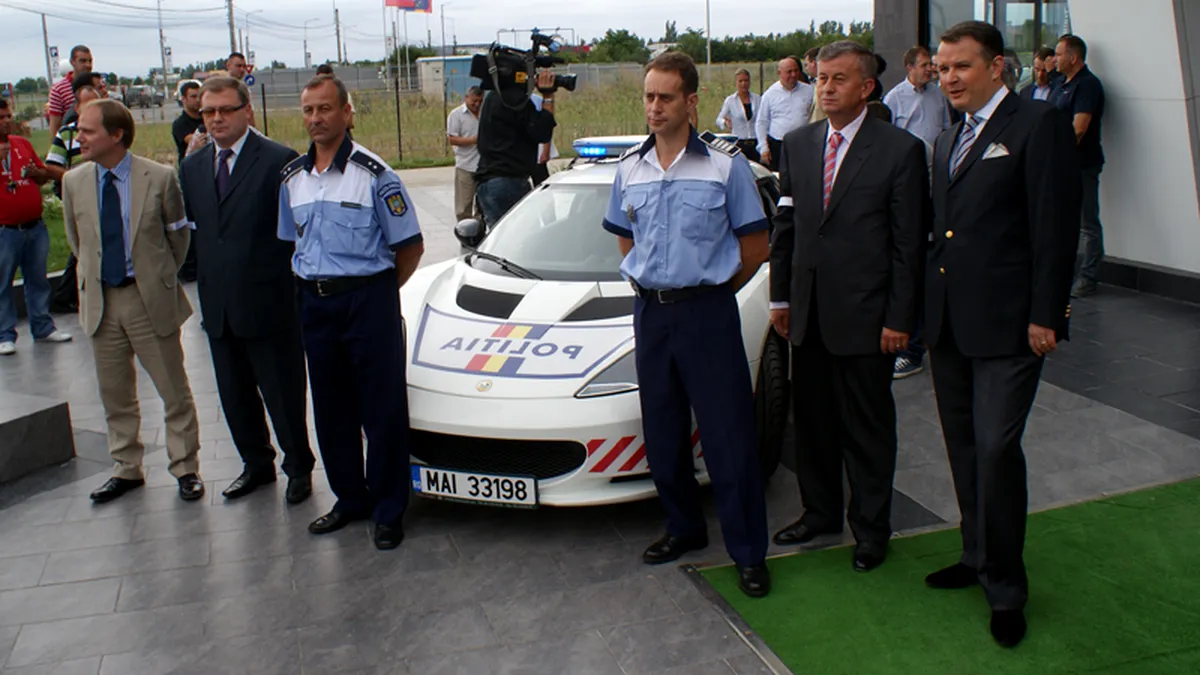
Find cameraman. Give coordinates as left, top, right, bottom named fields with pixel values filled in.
left=474, top=70, right=558, bottom=227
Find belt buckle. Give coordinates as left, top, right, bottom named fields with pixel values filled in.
left=315, top=279, right=332, bottom=297
left=655, top=289, right=673, bottom=304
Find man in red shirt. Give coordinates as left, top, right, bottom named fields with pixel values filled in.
left=48, top=45, right=92, bottom=138
left=0, top=99, right=73, bottom=355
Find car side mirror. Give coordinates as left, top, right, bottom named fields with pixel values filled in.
left=454, top=218, right=485, bottom=249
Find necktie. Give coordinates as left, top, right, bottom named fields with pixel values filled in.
left=822, top=131, right=843, bottom=211
left=216, top=148, right=233, bottom=199
left=950, top=115, right=979, bottom=177
left=100, top=172, right=127, bottom=286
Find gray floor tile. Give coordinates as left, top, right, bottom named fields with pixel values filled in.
left=6, top=603, right=205, bottom=667
left=405, top=631, right=624, bottom=675
left=0, top=499, right=71, bottom=533
left=725, top=654, right=775, bottom=675
left=97, top=632, right=301, bottom=675
left=0, top=555, right=46, bottom=592
left=0, top=578, right=119, bottom=627
left=385, top=554, right=571, bottom=608
left=298, top=604, right=497, bottom=669
left=39, top=536, right=210, bottom=585
left=482, top=575, right=680, bottom=644
left=290, top=534, right=459, bottom=588
left=600, top=609, right=753, bottom=675
left=651, top=660, right=737, bottom=675
left=116, top=555, right=294, bottom=612
left=0, top=625, right=20, bottom=670
left=2, top=657, right=103, bottom=675
left=0, top=519, right=134, bottom=560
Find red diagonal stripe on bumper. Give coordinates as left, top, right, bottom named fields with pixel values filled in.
left=617, top=445, right=646, bottom=473
left=591, top=436, right=636, bottom=473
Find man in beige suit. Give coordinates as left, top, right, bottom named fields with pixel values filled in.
left=62, top=99, right=205, bottom=503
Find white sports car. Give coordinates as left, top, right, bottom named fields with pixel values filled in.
left=400, top=136, right=789, bottom=508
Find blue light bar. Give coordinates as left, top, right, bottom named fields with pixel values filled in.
left=576, top=145, right=609, bottom=157
left=571, top=136, right=645, bottom=160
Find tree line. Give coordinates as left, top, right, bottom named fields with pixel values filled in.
left=586, top=20, right=874, bottom=64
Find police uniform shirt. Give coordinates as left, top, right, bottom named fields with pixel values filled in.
left=278, top=135, right=423, bottom=280
left=602, top=131, right=768, bottom=290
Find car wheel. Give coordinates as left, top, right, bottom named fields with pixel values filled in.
left=754, top=330, right=789, bottom=481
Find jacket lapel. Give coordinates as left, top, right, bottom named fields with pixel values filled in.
left=195, top=144, right=219, bottom=220
left=822, top=116, right=875, bottom=224
left=128, top=156, right=150, bottom=250
left=803, top=122, right=827, bottom=231
left=219, top=132, right=260, bottom=205
left=80, top=164, right=101, bottom=239
left=934, top=124, right=956, bottom=191
left=950, top=92, right=1018, bottom=187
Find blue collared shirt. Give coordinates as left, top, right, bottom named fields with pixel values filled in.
left=602, top=131, right=768, bottom=290
left=95, top=152, right=135, bottom=278
left=882, top=80, right=952, bottom=147
left=278, top=135, right=424, bottom=280
left=1032, top=84, right=1051, bottom=101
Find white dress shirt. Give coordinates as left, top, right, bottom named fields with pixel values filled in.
left=755, top=80, right=815, bottom=153
left=213, top=128, right=251, bottom=177
left=716, top=91, right=761, bottom=140
left=882, top=79, right=952, bottom=147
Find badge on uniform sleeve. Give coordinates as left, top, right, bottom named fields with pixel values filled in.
left=296, top=221, right=306, bottom=238
left=625, top=203, right=637, bottom=224
left=381, top=187, right=408, bottom=217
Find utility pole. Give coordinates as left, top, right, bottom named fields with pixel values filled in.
left=238, top=28, right=244, bottom=55
left=226, top=0, right=237, bottom=53
left=335, top=7, right=343, bottom=64
left=40, top=14, right=54, bottom=88
left=441, top=3, right=449, bottom=151
left=157, top=0, right=170, bottom=103
left=704, top=0, right=712, bottom=81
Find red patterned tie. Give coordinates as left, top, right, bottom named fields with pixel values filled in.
left=823, top=131, right=843, bottom=211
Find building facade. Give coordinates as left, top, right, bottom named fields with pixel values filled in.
left=875, top=0, right=1200, bottom=299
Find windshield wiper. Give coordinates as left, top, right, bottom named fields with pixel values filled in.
left=465, top=251, right=543, bottom=280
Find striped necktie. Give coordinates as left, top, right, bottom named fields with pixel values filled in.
left=822, top=131, right=843, bottom=211
left=950, top=114, right=978, bottom=177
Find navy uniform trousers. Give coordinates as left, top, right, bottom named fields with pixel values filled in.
left=299, top=274, right=411, bottom=526
left=633, top=285, right=769, bottom=567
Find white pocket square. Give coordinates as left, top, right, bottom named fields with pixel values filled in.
left=982, top=143, right=1010, bottom=160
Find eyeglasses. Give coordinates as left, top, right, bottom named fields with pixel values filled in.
left=200, top=103, right=247, bottom=117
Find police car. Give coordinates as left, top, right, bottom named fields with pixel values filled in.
left=400, top=135, right=788, bottom=508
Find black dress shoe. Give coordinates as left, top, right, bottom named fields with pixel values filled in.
left=991, top=609, right=1027, bottom=647
left=737, top=564, right=771, bottom=598
left=90, top=477, right=145, bottom=503
left=642, top=532, right=709, bottom=565
left=772, top=519, right=842, bottom=546
left=853, top=544, right=887, bottom=572
left=308, top=510, right=367, bottom=535
left=925, top=562, right=979, bottom=589
left=177, top=474, right=206, bottom=502
left=374, top=522, right=405, bottom=550
left=285, top=474, right=313, bottom=505
left=221, top=469, right=277, bottom=499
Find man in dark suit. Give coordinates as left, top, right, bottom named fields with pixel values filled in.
left=180, top=76, right=315, bottom=503
left=924, top=21, right=1080, bottom=648
left=768, top=40, right=928, bottom=573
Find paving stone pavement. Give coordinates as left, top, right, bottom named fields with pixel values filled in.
left=1, top=167, right=1199, bottom=674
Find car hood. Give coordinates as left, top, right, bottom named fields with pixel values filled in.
left=401, top=260, right=635, bottom=400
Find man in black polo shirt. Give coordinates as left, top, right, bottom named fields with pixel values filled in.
left=474, top=71, right=558, bottom=228
left=171, top=81, right=204, bottom=165
left=1052, top=34, right=1105, bottom=298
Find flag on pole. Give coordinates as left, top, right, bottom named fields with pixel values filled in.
left=385, top=0, right=432, bottom=12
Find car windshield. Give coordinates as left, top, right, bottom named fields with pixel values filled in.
left=474, top=182, right=623, bottom=282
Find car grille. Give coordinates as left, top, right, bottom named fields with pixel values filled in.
left=410, top=430, right=588, bottom=480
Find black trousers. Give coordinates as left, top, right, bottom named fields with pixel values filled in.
left=766, top=136, right=783, bottom=172
left=299, top=275, right=411, bottom=526
left=792, top=294, right=897, bottom=547
left=208, top=320, right=314, bottom=479
left=929, top=318, right=1043, bottom=611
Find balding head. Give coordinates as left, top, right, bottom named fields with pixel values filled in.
left=777, top=56, right=801, bottom=89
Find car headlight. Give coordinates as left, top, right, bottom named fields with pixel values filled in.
left=575, top=350, right=638, bottom=398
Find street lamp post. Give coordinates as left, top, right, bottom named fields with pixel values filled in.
left=244, top=9, right=262, bottom=64
left=705, top=0, right=712, bottom=81
left=441, top=3, right=450, bottom=151
left=304, top=18, right=320, bottom=70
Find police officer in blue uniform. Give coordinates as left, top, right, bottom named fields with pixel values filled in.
left=603, top=52, right=772, bottom=597
left=278, top=75, right=425, bottom=550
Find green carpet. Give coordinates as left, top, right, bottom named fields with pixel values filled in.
left=701, top=479, right=1200, bottom=674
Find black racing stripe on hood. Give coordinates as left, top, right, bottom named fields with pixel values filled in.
left=563, top=296, right=635, bottom=322
left=456, top=285, right=522, bottom=319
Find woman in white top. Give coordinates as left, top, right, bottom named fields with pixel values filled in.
left=715, top=68, right=762, bottom=163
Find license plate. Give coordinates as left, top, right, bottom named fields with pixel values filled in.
left=411, top=465, right=538, bottom=508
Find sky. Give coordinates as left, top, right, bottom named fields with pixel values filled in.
left=0, top=0, right=871, bottom=84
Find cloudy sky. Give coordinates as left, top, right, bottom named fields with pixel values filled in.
left=0, top=0, right=871, bottom=83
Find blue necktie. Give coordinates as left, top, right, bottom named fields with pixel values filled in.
left=216, top=148, right=233, bottom=199
left=100, top=172, right=127, bottom=286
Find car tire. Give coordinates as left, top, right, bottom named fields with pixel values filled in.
left=754, top=330, right=789, bottom=481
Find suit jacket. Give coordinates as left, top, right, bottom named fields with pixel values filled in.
left=62, top=155, right=192, bottom=337
left=926, top=91, right=1081, bottom=358
left=769, top=113, right=928, bottom=356
left=179, top=132, right=301, bottom=340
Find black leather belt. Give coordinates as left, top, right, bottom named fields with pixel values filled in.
left=632, top=281, right=730, bottom=304
left=0, top=220, right=41, bottom=230
left=299, top=270, right=392, bottom=298
left=103, top=277, right=136, bottom=288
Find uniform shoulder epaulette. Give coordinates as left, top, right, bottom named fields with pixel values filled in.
left=349, top=150, right=387, bottom=177
left=281, top=155, right=308, bottom=182
left=698, top=130, right=741, bottom=157
left=618, top=144, right=641, bottom=162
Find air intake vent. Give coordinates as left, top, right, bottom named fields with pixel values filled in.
left=456, top=285, right=523, bottom=319
left=563, top=296, right=635, bottom=322
left=410, top=431, right=588, bottom=479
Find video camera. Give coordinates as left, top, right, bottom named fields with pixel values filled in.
left=470, top=29, right=577, bottom=102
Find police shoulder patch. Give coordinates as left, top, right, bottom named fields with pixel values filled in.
left=281, top=155, right=309, bottom=182
left=377, top=182, right=408, bottom=217
left=349, top=150, right=387, bottom=177
left=698, top=130, right=741, bottom=157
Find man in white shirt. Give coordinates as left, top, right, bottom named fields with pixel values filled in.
left=755, top=56, right=814, bottom=171
left=447, top=86, right=483, bottom=223
left=883, top=46, right=952, bottom=148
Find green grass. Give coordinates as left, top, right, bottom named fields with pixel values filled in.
left=702, top=479, right=1200, bottom=675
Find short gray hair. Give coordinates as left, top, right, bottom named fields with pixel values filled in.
left=817, top=40, right=878, bottom=81
left=734, top=68, right=750, bottom=79
left=466, top=85, right=483, bottom=97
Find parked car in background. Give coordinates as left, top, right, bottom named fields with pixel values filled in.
left=125, top=85, right=164, bottom=108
